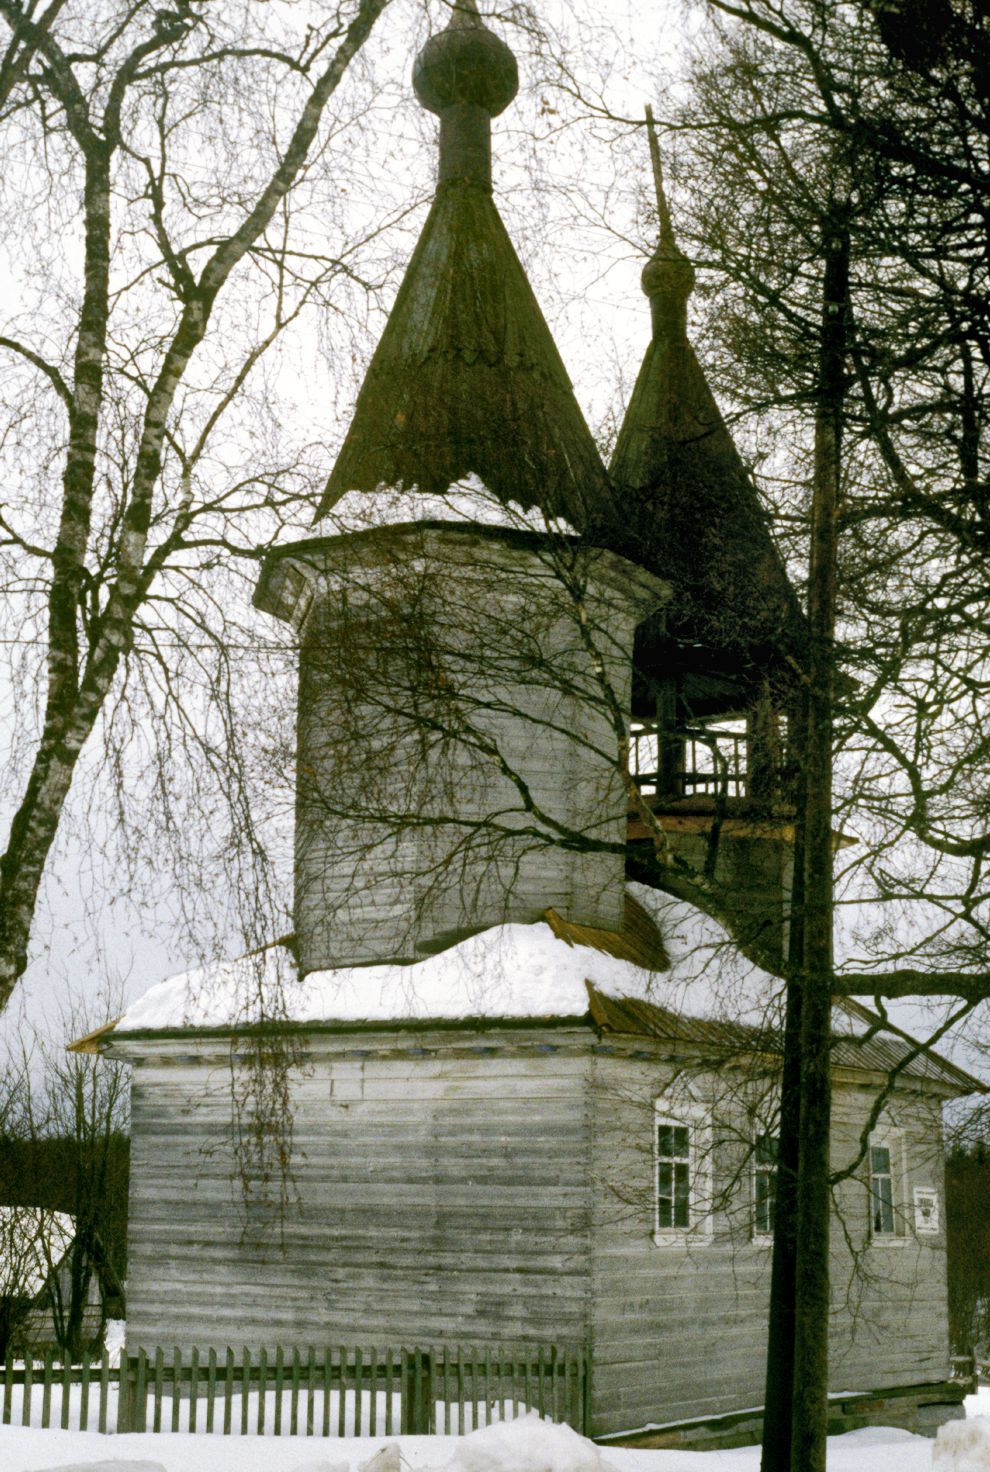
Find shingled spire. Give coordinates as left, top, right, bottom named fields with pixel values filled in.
left=317, top=1, right=613, bottom=528
left=610, top=110, right=800, bottom=671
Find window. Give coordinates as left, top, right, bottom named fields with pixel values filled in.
left=870, top=1143, right=895, bottom=1234
left=753, top=1132, right=778, bottom=1239
left=653, top=1100, right=712, bottom=1244
left=868, top=1129, right=904, bottom=1242
left=656, top=1122, right=691, bottom=1229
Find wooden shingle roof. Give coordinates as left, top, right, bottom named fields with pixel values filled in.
left=317, top=4, right=614, bottom=532
left=608, top=122, right=804, bottom=668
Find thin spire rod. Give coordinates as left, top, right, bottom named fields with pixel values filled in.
left=645, top=104, right=674, bottom=243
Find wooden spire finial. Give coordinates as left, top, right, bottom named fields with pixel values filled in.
left=641, top=102, right=694, bottom=329
left=645, top=105, right=674, bottom=244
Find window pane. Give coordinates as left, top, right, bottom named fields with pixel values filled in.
left=756, top=1132, right=779, bottom=1166
left=755, top=1172, right=775, bottom=1235
left=657, top=1122, right=693, bottom=1231
left=873, top=1174, right=894, bottom=1234
left=673, top=1162, right=690, bottom=1227
left=658, top=1162, right=673, bottom=1228
left=871, top=1146, right=891, bottom=1175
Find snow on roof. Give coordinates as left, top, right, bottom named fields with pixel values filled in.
left=0, top=1206, right=74, bottom=1298
left=113, top=884, right=782, bottom=1036
left=322, top=476, right=580, bottom=540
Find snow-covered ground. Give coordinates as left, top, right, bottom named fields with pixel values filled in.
left=1, top=1383, right=982, bottom=1466
left=1, top=1390, right=988, bottom=1472
left=0, top=1418, right=943, bottom=1472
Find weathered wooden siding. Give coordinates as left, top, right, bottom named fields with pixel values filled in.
left=121, top=1022, right=954, bottom=1436
left=828, top=1079, right=950, bottom=1390
left=123, top=1029, right=593, bottom=1356
left=290, top=529, right=663, bottom=973
left=588, top=1049, right=952, bottom=1436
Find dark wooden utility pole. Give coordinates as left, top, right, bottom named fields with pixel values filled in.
left=789, top=208, right=849, bottom=1472
left=759, top=699, right=806, bottom=1472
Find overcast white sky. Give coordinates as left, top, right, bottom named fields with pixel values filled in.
left=0, top=0, right=984, bottom=1093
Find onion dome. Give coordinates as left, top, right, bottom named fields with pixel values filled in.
left=413, top=0, right=518, bottom=188
left=414, top=2, right=518, bottom=112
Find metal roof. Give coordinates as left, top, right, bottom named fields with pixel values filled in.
left=586, top=985, right=985, bottom=1096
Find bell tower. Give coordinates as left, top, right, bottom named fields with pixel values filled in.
left=256, top=3, right=667, bottom=976
left=608, top=114, right=806, bottom=967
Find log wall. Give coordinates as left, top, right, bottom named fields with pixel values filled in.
left=588, top=1046, right=953, bottom=1435
left=123, top=1029, right=594, bottom=1356
left=118, top=1025, right=955, bottom=1438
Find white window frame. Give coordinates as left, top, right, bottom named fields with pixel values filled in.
left=868, top=1126, right=906, bottom=1246
left=653, top=1098, right=713, bottom=1247
left=752, top=1130, right=778, bottom=1245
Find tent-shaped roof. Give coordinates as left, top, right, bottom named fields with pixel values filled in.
left=316, top=2, right=614, bottom=532
left=609, top=122, right=803, bottom=671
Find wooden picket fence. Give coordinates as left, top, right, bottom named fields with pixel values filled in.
left=0, top=1342, right=590, bottom=1437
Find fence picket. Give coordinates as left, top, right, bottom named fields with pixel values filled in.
left=256, top=1346, right=267, bottom=1436
left=351, top=1346, right=361, bottom=1437
left=80, top=1352, right=91, bottom=1431
left=135, top=1348, right=148, bottom=1435
left=368, top=1346, right=377, bottom=1438
left=240, top=1347, right=250, bottom=1438
left=384, top=1347, right=393, bottom=1437
left=171, top=1347, right=182, bottom=1434
left=322, top=1347, right=332, bottom=1439
left=2, top=1347, right=12, bottom=1424
left=337, top=1345, right=346, bottom=1439
left=206, top=1347, right=217, bottom=1435
left=441, top=1343, right=449, bottom=1436
left=23, top=1353, right=33, bottom=1427
left=290, top=1346, right=300, bottom=1437
left=152, top=1347, right=164, bottom=1433
left=98, top=1346, right=109, bottom=1434
left=41, top=1347, right=53, bottom=1428
left=189, top=1345, right=200, bottom=1434
left=306, top=1345, right=316, bottom=1436
left=223, top=1347, right=234, bottom=1436
left=399, top=1348, right=408, bottom=1435
left=274, top=1344, right=284, bottom=1437
left=60, top=1353, right=71, bottom=1429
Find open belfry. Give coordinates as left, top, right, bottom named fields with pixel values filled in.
left=92, top=0, right=979, bottom=1444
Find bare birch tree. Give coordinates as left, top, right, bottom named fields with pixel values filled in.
left=0, top=0, right=395, bottom=1016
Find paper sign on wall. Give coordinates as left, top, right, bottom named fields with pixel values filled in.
left=913, top=1186, right=939, bottom=1234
